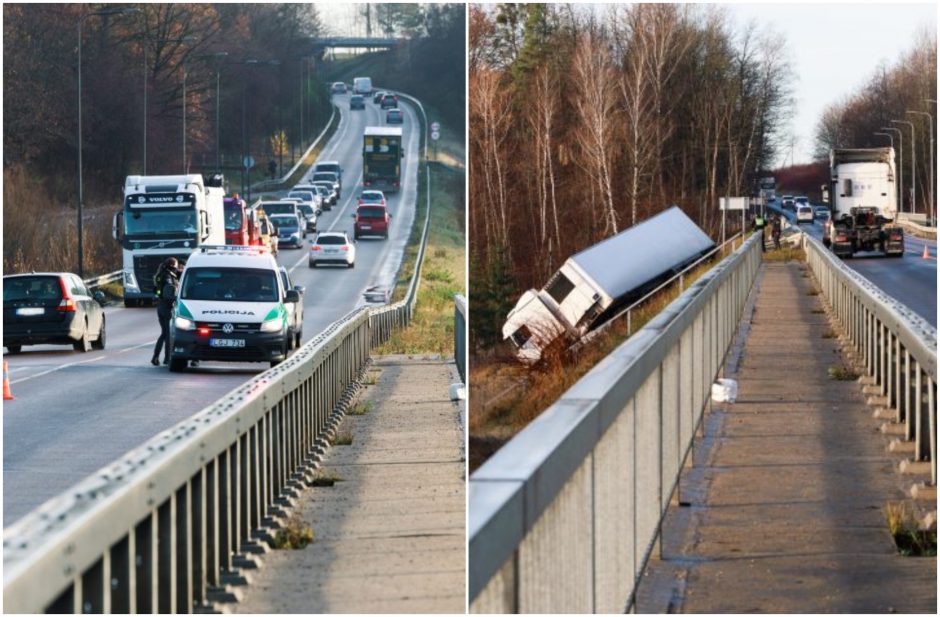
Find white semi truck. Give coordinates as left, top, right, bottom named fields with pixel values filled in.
left=113, top=174, right=226, bottom=307
left=503, top=206, right=715, bottom=365
left=824, top=148, right=904, bottom=258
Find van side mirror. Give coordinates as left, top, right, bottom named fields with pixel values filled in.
left=285, top=289, right=301, bottom=303
left=113, top=211, right=124, bottom=241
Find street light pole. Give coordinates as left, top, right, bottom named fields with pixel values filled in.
left=881, top=127, right=903, bottom=214
left=76, top=7, right=140, bottom=278
left=183, top=51, right=226, bottom=173
left=891, top=119, right=916, bottom=214
left=236, top=58, right=280, bottom=202
left=907, top=109, right=935, bottom=224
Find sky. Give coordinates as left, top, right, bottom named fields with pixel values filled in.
left=723, top=2, right=937, bottom=166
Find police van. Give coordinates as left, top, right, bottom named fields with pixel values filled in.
left=167, top=245, right=299, bottom=372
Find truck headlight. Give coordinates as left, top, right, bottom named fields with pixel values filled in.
left=260, top=316, right=283, bottom=333
left=124, top=270, right=138, bottom=291
left=175, top=316, right=195, bottom=331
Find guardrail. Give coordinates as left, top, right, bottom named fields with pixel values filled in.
left=802, top=233, right=938, bottom=483
left=83, top=271, right=122, bottom=290
left=251, top=102, right=338, bottom=193
left=454, top=294, right=467, bottom=384
left=3, top=91, right=432, bottom=614
left=469, top=234, right=762, bottom=613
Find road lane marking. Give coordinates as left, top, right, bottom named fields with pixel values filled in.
left=11, top=355, right=107, bottom=385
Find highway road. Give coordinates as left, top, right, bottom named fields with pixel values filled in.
left=771, top=203, right=936, bottom=327
left=3, top=94, right=421, bottom=524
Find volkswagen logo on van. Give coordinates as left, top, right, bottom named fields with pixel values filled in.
left=222, top=323, right=234, bottom=334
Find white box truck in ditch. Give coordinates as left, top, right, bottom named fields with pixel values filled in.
left=503, top=206, right=715, bottom=365
left=113, top=174, right=226, bottom=307
left=824, top=148, right=904, bottom=258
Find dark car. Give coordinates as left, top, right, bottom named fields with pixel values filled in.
left=350, top=95, right=365, bottom=110
left=330, top=82, right=347, bottom=95
left=4, top=273, right=106, bottom=354
left=380, top=93, right=399, bottom=109
left=386, top=109, right=404, bottom=124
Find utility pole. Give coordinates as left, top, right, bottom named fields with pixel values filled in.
left=907, top=109, right=935, bottom=224
left=881, top=127, right=903, bottom=213
left=891, top=119, right=916, bottom=214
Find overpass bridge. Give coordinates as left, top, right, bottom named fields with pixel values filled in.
left=469, top=232, right=936, bottom=613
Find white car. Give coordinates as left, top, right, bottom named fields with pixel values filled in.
left=288, top=190, right=322, bottom=212
left=358, top=190, right=387, bottom=207
left=309, top=232, right=356, bottom=268
left=796, top=205, right=815, bottom=224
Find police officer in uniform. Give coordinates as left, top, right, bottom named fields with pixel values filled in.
left=151, top=257, right=181, bottom=366
left=753, top=211, right=767, bottom=252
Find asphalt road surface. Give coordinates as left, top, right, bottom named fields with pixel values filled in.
left=3, top=95, right=421, bottom=524
left=770, top=202, right=936, bottom=327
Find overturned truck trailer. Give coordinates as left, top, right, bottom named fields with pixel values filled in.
left=503, top=206, right=715, bottom=365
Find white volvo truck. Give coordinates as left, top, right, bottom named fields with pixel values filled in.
left=503, top=206, right=715, bottom=365
left=113, top=174, right=225, bottom=307
left=824, top=148, right=903, bottom=258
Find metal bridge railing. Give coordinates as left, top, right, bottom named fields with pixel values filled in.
left=803, top=233, right=937, bottom=484
left=469, top=234, right=762, bottom=613
left=454, top=294, right=468, bottom=384
left=3, top=91, right=434, bottom=614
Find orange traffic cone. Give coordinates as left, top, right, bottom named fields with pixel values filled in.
left=923, top=243, right=930, bottom=259
left=3, top=361, right=14, bottom=401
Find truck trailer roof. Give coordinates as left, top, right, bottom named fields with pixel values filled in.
left=568, top=206, right=714, bottom=300
left=830, top=147, right=894, bottom=167
left=364, top=126, right=403, bottom=137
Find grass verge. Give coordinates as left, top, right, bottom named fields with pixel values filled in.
left=375, top=164, right=465, bottom=355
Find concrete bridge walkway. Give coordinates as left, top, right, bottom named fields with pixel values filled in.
left=640, top=260, right=936, bottom=613
left=234, top=354, right=465, bottom=614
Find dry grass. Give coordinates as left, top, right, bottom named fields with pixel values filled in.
left=348, top=401, right=373, bottom=416
left=885, top=501, right=937, bottom=556
left=272, top=514, right=315, bottom=549
left=763, top=246, right=806, bottom=262
left=333, top=430, right=354, bottom=446
left=828, top=364, right=860, bottom=381
left=4, top=165, right=120, bottom=276
left=376, top=165, right=465, bottom=355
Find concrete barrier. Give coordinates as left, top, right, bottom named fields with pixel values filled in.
left=469, top=234, right=763, bottom=613
left=803, top=233, right=937, bottom=484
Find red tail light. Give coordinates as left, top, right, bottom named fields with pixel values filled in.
left=311, top=245, right=322, bottom=251
left=57, top=277, right=76, bottom=312
left=890, top=231, right=903, bottom=240
left=341, top=246, right=349, bottom=252
left=834, top=234, right=848, bottom=242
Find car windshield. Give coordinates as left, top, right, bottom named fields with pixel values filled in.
left=4, top=276, right=62, bottom=303
left=388, top=111, right=402, bottom=117
left=316, top=235, right=346, bottom=246
left=297, top=205, right=314, bottom=217
left=181, top=267, right=278, bottom=302
left=270, top=216, right=297, bottom=229
left=223, top=203, right=244, bottom=231
left=312, top=183, right=332, bottom=192
left=358, top=206, right=386, bottom=219
left=312, top=173, right=337, bottom=183
left=795, top=197, right=808, bottom=204
left=124, top=206, right=198, bottom=237
left=361, top=193, right=383, bottom=202
left=289, top=192, right=313, bottom=202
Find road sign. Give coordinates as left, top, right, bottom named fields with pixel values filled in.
left=243, top=155, right=255, bottom=170
left=431, top=131, right=440, bottom=141
left=431, top=121, right=440, bottom=132
left=719, top=197, right=747, bottom=210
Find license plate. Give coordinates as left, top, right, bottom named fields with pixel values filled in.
left=360, top=225, right=371, bottom=230
left=16, top=307, right=44, bottom=316
left=210, top=338, right=245, bottom=348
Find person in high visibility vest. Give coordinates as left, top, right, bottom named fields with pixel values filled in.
left=753, top=213, right=767, bottom=252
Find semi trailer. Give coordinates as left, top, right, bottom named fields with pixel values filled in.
left=503, top=206, right=715, bottom=365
